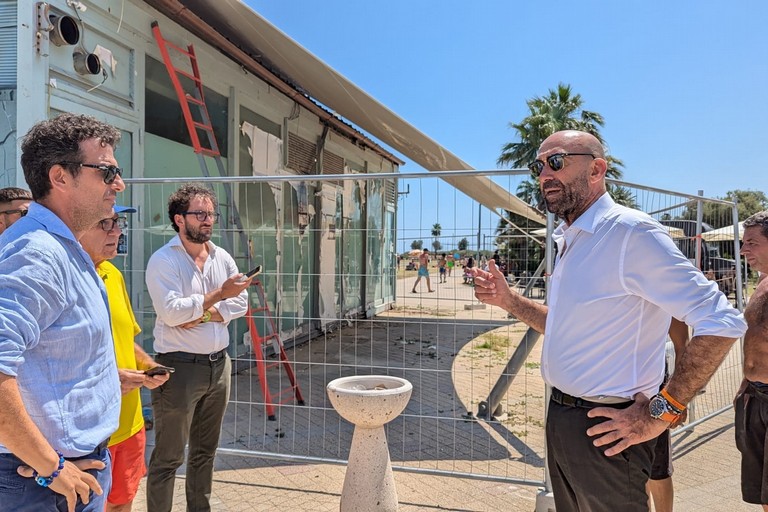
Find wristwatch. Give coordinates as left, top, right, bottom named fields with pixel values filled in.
left=201, top=310, right=212, bottom=323
left=649, top=389, right=685, bottom=424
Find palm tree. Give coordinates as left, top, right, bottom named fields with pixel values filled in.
left=431, top=223, right=441, bottom=249
left=516, top=179, right=540, bottom=207
left=608, top=185, right=639, bottom=209
left=497, top=83, right=628, bottom=210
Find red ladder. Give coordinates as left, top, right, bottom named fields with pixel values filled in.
left=246, top=278, right=304, bottom=421
left=151, top=21, right=220, bottom=157
left=151, top=22, right=250, bottom=266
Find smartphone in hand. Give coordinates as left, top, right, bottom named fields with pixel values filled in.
left=238, top=264, right=262, bottom=282
left=145, top=365, right=175, bottom=377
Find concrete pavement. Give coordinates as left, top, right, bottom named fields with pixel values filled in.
left=129, top=273, right=750, bottom=511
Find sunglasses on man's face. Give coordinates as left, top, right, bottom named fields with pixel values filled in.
left=0, top=208, right=28, bottom=217
left=528, top=153, right=596, bottom=177
left=98, top=216, right=128, bottom=232
left=60, top=162, right=124, bottom=184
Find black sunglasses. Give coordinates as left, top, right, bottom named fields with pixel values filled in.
left=528, top=153, right=596, bottom=177
left=0, top=208, right=28, bottom=217
left=60, top=162, right=123, bottom=184
left=98, top=216, right=128, bottom=232
left=181, top=211, right=220, bottom=222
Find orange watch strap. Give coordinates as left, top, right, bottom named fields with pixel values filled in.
left=660, top=388, right=686, bottom=411
left=659, top=410, right=680, bottom=423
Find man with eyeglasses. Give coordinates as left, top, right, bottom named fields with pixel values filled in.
left=0, top=187, right=32, bottom=236
left=735, top=211, right=768, bottom=510
left=144, top=183, right=252, bottom=512
left=472, top=130, right=746, bottom=511
left=79, top=206, right=170, bottom=512
left=0, top=113, right=126, bottom=511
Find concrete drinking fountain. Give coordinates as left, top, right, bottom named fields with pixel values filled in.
left=326, top=375, right=413, bottom=512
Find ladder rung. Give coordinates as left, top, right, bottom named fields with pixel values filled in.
left=173, top=67, right=202, bottom=83
left=162, top=40, right=195, bottom=58
left=251, top=306, right=269, bottom=313
left=276, top=393, right=299, bottom=405
left=186, top=96, right=205, bottom=106
left=192, top=121, right=215, bottom=131
left=198, top=148, right=220, bottom=157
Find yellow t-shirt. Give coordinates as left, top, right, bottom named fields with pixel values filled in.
left=98, top=261, right=144, bottom=446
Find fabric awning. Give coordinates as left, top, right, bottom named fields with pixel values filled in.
left=701, top=222, right=744, bottom=242
left=166, top=0, right=546, bottom=225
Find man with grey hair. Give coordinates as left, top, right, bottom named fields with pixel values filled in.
left=735, top=210, right=768, bottom=510
left=472, top=130, right=746, bottom=510
left=0, top=187, right=32, bottom=235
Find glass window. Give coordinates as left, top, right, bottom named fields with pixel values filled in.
left=145, top=56, right=228, bottom=152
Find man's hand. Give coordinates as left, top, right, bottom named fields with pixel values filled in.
left=585, top=394, right=669, bottom=456
left=143, top=370, right=170, bottom=390
left=471, top=260, right=513, bottom=310
left=179, top=317, right=203, bottom=329
left=117, top=369, right=147, bottom=395
left=17, top=459, right=105, bottom=512
left=179, top=306, right=223, bottom=329
left=220, top=274, right=252, bottom=299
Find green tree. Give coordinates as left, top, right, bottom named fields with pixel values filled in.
left=681, top=189, right=768, bottom=228
left=458, top=238, right=469, bottom=251
left=432, top=240, right=442, bottom=251
left=516, top=179, right=540, bottom=208
left=497, top=82, right=627, bottom=209
left=411, top=239, right=423, bottom=250
left=607, top=185, right=639, bottom=210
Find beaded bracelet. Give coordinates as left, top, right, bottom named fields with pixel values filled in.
left=32, top=451, right=65, bottom=488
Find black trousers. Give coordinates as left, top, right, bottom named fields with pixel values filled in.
left=546, top=399, right=655, bottom=512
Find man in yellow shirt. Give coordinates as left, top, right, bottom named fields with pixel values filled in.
left=79, top=206, right=170, bottom=512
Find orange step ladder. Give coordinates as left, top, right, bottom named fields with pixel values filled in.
left=246, top=278, right=305, bottom=421
left=151, top=21, right=249, bottom=264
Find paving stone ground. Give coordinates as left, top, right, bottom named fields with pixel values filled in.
left=130, top=274, right=749, bottom=511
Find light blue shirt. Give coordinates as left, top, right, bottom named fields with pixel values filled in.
left=0, top=202, right=120, bottom=457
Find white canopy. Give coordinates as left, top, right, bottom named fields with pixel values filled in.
left=701, top=222, right=744, bottom=242
left=158, top=0, right=546, bottom=225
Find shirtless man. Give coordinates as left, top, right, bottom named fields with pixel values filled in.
left=736, top=210, right=768, bottom=510
left=411, top=248, right=434, bottom=293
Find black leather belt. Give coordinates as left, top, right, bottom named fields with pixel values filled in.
left=161, top=348, right=227, bottom=363
left=550, top=387, right=632, bottom=409
left=67, top=438, right=110, bottom=461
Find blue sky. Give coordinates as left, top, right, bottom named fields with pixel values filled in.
left=245, top=1, right=767, bottom=249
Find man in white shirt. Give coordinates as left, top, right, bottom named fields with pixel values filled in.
left=472, top=130, right=746, bottom=511
left=145, top=184, right=252, bottom=512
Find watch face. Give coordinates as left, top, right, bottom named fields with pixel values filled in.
left=649, top=396, right=667, bottom=419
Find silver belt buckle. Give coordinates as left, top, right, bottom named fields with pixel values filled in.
left=209, top=350, right=220, bottom=362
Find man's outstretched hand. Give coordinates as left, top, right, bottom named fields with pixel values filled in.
left=471, top=260, right=512, bottom=310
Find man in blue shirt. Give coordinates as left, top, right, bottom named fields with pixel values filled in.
left=0, top=113, right=126, bottom=511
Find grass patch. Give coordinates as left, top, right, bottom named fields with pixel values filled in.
left=476, top=333, right=511, bottom=352
left=524, top=361, right=541, bottom=369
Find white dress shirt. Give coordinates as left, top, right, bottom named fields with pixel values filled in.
left=542, top=193, right=747, bottom=399
left=146, top=235, right=248, bottom=354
